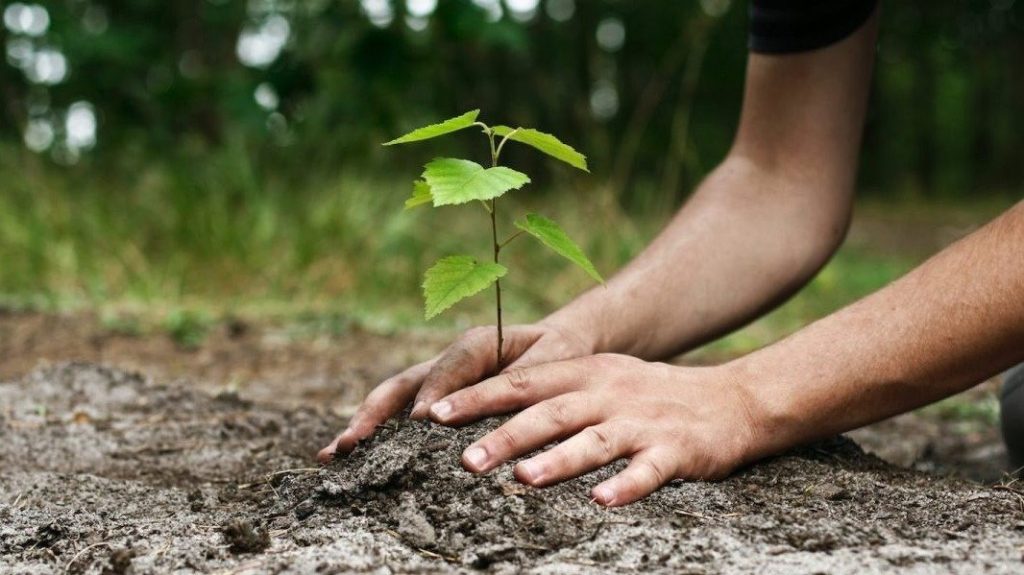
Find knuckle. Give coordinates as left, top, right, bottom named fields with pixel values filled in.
left=459, top=386, right=484, bottom=409
left=636, top=456, right=671, bottom=487
left=589, top=353, right=616, bottom=368
left=540, top=399, right=572, bottom=427
left=492, top=426, right=518, bottom=452
left=583, top=426, right=615, bottom=459
left=504, top=368, right=532, bottom=394
left=586, top=354, right=637, bottom=380
left=593, top=352, right=629, bottom=366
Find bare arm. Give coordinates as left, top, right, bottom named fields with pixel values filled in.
left=735, top=200, right=1024, bottom=459
left=546, top=13, right=878, bottom=360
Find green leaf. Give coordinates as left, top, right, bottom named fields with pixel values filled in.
left=492, top=126, right=588, bottom=172
left=514, top=213, right=603, bottom=283
left=422, top=255, right=507, bottom=319
left=422, top=158, right=530, bottom=206
left=404, top=180, right=433, bottom=209
left=383, top=110, right=480, bottom=145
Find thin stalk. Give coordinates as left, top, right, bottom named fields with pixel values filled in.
left=495, top=128, right=518, bottom=160
left=486, top=128, right=504, bottom=369
left=491, top=198, right=503, bottom=369
left=499, top=229, right=525, bottom=249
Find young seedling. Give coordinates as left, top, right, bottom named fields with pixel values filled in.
left=384, top=109, right=603, bottom=368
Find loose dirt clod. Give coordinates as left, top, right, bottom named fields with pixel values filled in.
left=2, top=363, right=1023, bottom=574
left=221, top=519, right=271, bottom=554
left=102, top=547, right=134, bottom=575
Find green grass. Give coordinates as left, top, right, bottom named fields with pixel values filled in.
left=0, top=142, right=1009, bottom=356
left=0, top=142, right=651, bottom=331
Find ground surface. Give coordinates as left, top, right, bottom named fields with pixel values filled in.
left=2, top=359, right=1023, bottom=574
left=0, top=309, right=1010, bottom=483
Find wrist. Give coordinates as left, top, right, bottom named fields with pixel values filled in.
left=718, top=355, right=798, bottom=464
left=538, top=301, right=609, bottom=355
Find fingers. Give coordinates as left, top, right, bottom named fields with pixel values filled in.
left=429, top=360, right=587, bottom=426
left=514, top=421, right=637, bottom=487
left=410, top=327, right=507, bottom=419
left=591, top=449, right=679, bottom=507
left=459, top=391, right=598, bottom=473
left=411, top=325, right=548, bottom=419
left=317, top=359, right=435, bottom=463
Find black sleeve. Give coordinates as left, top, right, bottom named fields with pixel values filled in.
left=749, top=0, right=879, bottom=54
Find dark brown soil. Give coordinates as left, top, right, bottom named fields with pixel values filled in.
left=2, top=363, right=1023, bottom=574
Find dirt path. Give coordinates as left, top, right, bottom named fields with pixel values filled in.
left=2, top=363, right=1023, bottom=574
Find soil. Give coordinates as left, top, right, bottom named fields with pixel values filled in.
left=0, top=308, right=444, bottom=411
left=0, top=310, right=1010, bottom=483
left=2, top=362, right=1023, bottom=574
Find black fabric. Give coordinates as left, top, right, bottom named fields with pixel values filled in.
left=749, top=0, right=879, bottom=54
left=1001, top=363, right=1024, bottom=471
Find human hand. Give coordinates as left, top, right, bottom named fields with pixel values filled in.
left=317, top=320, right=595, bottom=462
left=427, top=354, right=761, bottom=506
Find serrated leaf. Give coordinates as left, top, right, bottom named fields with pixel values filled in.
left=384, top=110, right=480, bottom=145
left=422, top=158, right=530, bottom=206
left=514, top=213, right=603, bottom=283
left=492, top=126, right=588, bottom=172
left=423, top=255, right=507, bottom=319
left=404, top=180, right=433, bottom=209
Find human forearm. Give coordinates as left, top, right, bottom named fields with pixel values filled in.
left=733, top=201, right=1024, bottom=460
left=545, top=16, right=877, bottom=360
left=544, top=157, right=851, bottom=360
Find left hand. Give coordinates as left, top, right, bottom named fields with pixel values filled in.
left=427, top=353, right=762, bottom=506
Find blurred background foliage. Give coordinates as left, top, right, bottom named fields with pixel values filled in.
left=3, top=0, right=1021, bottom=194
left=0, top=0, right=1021, bottom=350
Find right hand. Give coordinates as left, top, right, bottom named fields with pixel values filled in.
left=317, top=321, right=595, bottom=462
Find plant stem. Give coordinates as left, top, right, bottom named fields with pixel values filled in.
left=485, top=127, right=505, bottom=369
left=499, top=230, right=525, bottom=249
left=491, top=197, right=503, bottom=370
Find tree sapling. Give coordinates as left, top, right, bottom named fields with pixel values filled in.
left=384, top=109, right=603, bottom=368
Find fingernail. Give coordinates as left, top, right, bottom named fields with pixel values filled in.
left=430, top=400, right=453, bottom=421
left=410, top=401, right=427, bottom=419
left=592, top=485, right=616, bottom=506
left=463, top=446, right=489, bottom=471
left=516, top=461, right=545, bottom=484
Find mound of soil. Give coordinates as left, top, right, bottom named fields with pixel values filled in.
left=2, top=363, right=1022, bottom=573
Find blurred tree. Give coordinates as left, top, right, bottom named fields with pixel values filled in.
left=0, top=0, right=1021, bottom=198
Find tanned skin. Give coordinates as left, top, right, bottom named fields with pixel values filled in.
left=319, top=10, right=1024, bottom=506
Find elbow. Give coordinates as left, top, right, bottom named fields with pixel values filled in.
left=778, top=184, right=853, bottom=287
left=799, top=194, right=852, bottom=270
left=718, top=153, right=855, bottom=280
